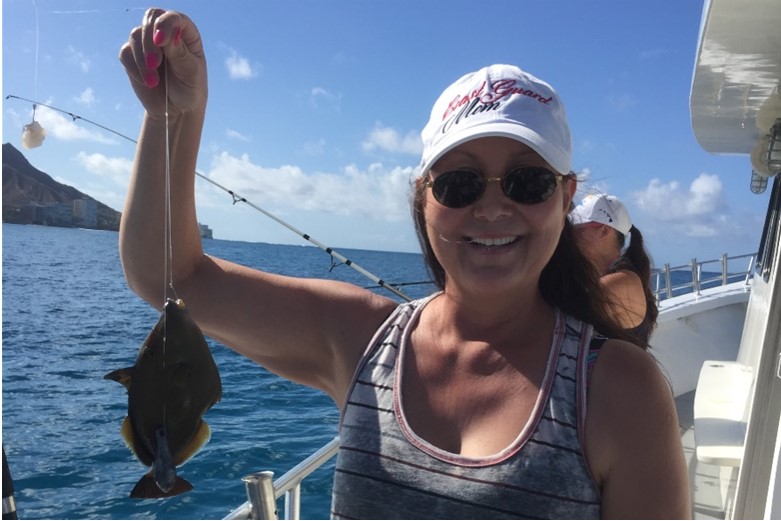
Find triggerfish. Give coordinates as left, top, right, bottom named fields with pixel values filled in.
left=105, top=298, right=222, bottom=499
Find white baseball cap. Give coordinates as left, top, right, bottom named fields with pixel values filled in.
left=570, top=194, right=633, bottom=235
left=419, top=64, right=572, bottom=176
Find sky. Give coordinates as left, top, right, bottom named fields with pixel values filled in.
left=2, top=0, right=772, bottom=267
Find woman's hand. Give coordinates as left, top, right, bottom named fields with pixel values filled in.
left=119, top=8, right=208, bottom=118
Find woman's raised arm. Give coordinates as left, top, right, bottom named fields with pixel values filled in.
left=117, top=9, right=396, bottom=405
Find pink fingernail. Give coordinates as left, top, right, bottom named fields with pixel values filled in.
left=173, top=27, right=182, bottom=46
left=153, top=29, right=164, bottom=45
left=145, top=52, right=159, bottom=70
left=144, top=71, right=159, bottom=88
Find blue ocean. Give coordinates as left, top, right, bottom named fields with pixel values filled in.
left=2, top=223, right=738, bottom=519
left=1, top=223, right=434, bottom=520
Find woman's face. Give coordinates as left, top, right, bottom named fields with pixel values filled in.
left=423, top=136, right=576, bottom=298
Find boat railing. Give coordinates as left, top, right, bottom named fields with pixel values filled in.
left=224, top=437, right=340, bottom=520
left=652, top=252, right=756, bottom=301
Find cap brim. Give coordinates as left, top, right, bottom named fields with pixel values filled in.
left=419, top=121, right=570, bottom=177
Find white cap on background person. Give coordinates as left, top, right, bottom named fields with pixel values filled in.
left=570, top=194, right=632, bottom=235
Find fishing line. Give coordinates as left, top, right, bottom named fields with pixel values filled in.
left=32, top=0, right=39, bottom=99
left=162, top=59, right=175, bottom=435
left=47, top=8, right=148, bottom=14
left=163, top=60, right=177, bottom=303
left=5, top=95, right=414, bottom=302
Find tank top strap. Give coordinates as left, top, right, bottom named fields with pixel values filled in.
left=586, top=334, right=607, bottom=389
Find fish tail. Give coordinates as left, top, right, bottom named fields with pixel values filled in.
left=129, top=472, right=193, bottom=499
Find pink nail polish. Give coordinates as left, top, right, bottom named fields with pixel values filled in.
left=144, top=71, right=159, bottom=88
left=153, top=29, right=164, bottom=46
left=145, top=52, right=159, bottom=70
left=173, top=27, right=182, bottom=46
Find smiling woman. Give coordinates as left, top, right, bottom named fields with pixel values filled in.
left=118, top=8, right=689, bottom=517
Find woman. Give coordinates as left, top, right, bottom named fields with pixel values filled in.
left=571, top=194, right=658, bottom=348
left=119, top=9, right=689, bottom=518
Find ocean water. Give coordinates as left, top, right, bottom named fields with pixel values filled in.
left=1, top=223, right=434, bottom=520
left=1, top=223, right=739, bottom=520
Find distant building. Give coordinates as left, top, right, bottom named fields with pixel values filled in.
left=73, top=199, right=98, bottom=228
left=37, top=203, right=72, bottom=227
left=18, top=204, right=38, bottom=223
left=199, top=222, right=213, bottom=240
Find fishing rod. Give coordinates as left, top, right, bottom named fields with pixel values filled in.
left=6, top=94, right=415, bottom=302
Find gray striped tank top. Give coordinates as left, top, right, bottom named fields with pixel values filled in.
left=331, top=296, right=601, bottom=519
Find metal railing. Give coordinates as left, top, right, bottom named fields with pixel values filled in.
left=652, top=252, right=756, bottom=301
left=224, top=437, right=339, bottom=520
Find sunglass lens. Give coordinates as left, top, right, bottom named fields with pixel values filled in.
left=433, top=170, right=485, bottom=208
left=503, top=167, right=558, bottom=204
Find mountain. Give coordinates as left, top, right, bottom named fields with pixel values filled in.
left=2, top=142, right=121, bottom=230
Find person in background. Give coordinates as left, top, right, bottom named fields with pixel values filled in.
left=571, top=194, right=658, bottom=348
left=118, top=9, right=689, bottom=518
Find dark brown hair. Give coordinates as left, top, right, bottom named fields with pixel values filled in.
left=412, top=177, right=633, bottom=343
left=612, top=226, right=659, bottom=337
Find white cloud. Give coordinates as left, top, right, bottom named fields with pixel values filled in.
left=225, top=50, right=259, bottom=80
left=620, top=172, right=767, bottom=264
left=35, top=105, right=116, bottom=144
left=578, top=139, right=594, bottom=153
left=687, top=173, right=724, bottom=215
left=69, top=152, right=219, bottom=212
left=362, top=122, right=421, bottom=156
left=633, top=173, right=724, bottom=221
left=74, top=88, right=96, bottom=107
left=207, top=151, right=415, bottom=221
left=66, top=45, right=90, bottom=73
left=226, top=128, right=251, bottom=142
left=631, top=173, right=726, bottom=237
left=310, top=87, right=341, bottom=111
left=73, top=151, right=133, bottom=187
left=303, top=138, right=327, bottom=155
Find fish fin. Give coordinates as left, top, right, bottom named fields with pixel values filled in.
left=104, top=367, right=134, bottom=389
left=120, top=417, right=135, bottom=450
left=129, top=472, right=193, bottom=499
left=119, top=417, right=148, bottom=463
left=174, top=421, right=212, bottom=466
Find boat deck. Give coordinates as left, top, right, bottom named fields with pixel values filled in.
left=678, top=391, right=739, bottom=519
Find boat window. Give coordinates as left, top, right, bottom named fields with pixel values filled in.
left=756, top=176, right=780, bottom=282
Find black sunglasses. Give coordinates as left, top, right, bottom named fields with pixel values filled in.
left=424, top=167, right=565, bottom=208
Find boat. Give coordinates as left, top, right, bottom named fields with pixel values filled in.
left=221, top=0, right=781, bottom=518
left=684, top=0, right=781, bottom=517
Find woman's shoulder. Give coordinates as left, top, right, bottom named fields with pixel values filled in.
left=590, top=339, right=663, bottom=387
left=601, top=268, right=643, bottom=291
left=586, top=338, right=675, bottom=446
left=584, top=338, right=690, bottom=517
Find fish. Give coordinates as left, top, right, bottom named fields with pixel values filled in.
left=105, top=298, right=222, bottom=499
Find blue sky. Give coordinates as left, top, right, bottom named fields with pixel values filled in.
left=2, top=0, right=770, bottom=266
